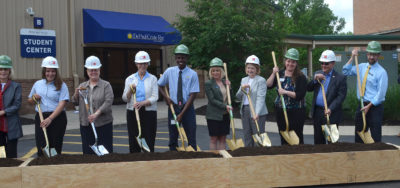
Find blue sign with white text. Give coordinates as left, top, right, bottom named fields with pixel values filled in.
left=20, top=28, right=56, bottom=58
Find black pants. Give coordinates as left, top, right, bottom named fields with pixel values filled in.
left=126, top=109, right=157, bottom=152
left=355, top=103, right=384, bottom=143
left=313, top=107, right=340, bottom=144
left=35, top=111, right=67, bottom=156
left=275, top=107, right=305, bottom=145
left=0, top=131, right=18, bottom=158
left=80, top=122, right=113, bottom=154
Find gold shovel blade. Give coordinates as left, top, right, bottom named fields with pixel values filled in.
left=357, top=131, right=375, bottom=144
left=280, top=130, right=299, bottom=145
left=0, top=146, right=6, bottom=158
left=226, top=138, right=244, bottom=151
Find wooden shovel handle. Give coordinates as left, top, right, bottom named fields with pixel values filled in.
left=33, top=97, right=50, bottom=147
left=354, top=55, right=367, bottom=131
left=223, top=63, right=232, bottom=106
left=272, top=51, right=290, bottom=130
left=244, top=90, right=261, bottom=133
left=317, top=79, right=331, bottom=125
left=223, top=63, right=237, bottom=139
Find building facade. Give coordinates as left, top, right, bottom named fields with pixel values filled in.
left=354, top=0, right=400, bottom=35
left=0, top=0, right=208, bottom=114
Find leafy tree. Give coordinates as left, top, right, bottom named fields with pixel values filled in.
left=174, top=0, right=287, bottom=92
left=277, top=0, right=347, bottom=75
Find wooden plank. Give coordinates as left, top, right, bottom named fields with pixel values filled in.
left=230, top=150, right=400, bottom=187
left=22, top=158, right=230, bottom=188
left=0, top=167, right=21, bottom=187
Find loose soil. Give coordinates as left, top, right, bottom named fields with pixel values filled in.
left=29, top=151, right=221, bottom=166
left=0, top=158, right=24, bottom=167
left=229, top=142, right=397, bottom=157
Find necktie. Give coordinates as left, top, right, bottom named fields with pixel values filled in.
left=361, top=65, right=371, bottom=97
left=177, top=70, right=183, bottom=108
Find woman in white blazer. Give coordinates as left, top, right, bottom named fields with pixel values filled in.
left=122, top=51, right=158, bottom=152
left=236, top=55, right=268, bottom=147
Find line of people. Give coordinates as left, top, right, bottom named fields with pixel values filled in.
left=0, top=40, right=389, bottom=158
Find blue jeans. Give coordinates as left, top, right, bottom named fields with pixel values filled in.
left=168, top=105, right=197, bottom=151
left=355, top=104, right=384, bottom=143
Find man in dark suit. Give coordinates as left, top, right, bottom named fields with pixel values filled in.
left=307, top=50, right=347, bottom=144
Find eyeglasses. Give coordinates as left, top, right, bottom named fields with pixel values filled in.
left=320, top=62, right=331, bottom=65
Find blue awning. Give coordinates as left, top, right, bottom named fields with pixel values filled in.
left=83, top=9, right=181, bottom=45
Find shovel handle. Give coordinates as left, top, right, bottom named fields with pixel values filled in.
left=132, top=92, right=142, bottom=138
left=272, top=51, right=290, bottom=131
left=163, top=85, right=186, bottom=149
left=317, top=79, right=331, bottom=125
left=33, top=97, right=51, bottom=147
left=244, top=90, right=261, bottom=133
left=354, top=55, right=368, bottom=131
left=223, top=63, right=237, bottom=139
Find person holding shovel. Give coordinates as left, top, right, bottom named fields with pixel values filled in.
left=236, top=55, right=268, bottom=147
left=0, top=55, right=22, bottom=158
left=72, top=56, right=114, bottom=154
left=158, top=44, right=200, bottom=151
left=342, top=41, right=388, bottom=143
left=28, top=56, right=69, bottom=156
left=205, top=57, right=231, bottom=150
left=267, top=48, right=307, bottom=145
left=307, top=50, right=347, bottom=144
left=122, top=51, right=158, bottom=152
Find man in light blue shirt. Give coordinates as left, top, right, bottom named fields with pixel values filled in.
left=158, top=44, right=200, bottom=151
left=342, top=41, right=388, bottom=143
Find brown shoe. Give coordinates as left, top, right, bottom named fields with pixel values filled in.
left=398, top=132, right=400, bottom=137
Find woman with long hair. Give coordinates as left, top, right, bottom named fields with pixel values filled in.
left=28, top=56, right=69, bottom=156
left=267, top=48, right=307, bottom=144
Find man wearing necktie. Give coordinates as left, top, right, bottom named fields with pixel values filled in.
left=307, top=50, right=347, bottom=144
left=158, top=44, right=200, bottom=151
left=342, top=41, right=388, bottom=143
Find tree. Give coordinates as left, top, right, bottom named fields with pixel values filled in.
left=277, top=0, right=346, bottom=72
left=174, top=0, right=287, bottom=91
left=278, top=0, right=345, bottom=35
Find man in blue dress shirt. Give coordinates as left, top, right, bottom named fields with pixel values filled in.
left=158, top=44, right=200, bottom=151
left=342, top=41, right=388, bottom=143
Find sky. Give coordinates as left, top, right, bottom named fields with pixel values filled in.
left=324, top=0, right=353, bottom=33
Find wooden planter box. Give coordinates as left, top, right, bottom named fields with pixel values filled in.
left=1, top=148, right=399, bottom=187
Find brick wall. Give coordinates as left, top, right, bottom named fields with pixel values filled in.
left=15, top=78, right=76, bottom=115
left=354, top=0, right=400, bottom=34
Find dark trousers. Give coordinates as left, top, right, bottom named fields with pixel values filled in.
left=275, top=107, right=305, bottom=145
left=35, top=111, right=67, bottom=156
left=313, top=107, right=340, bottom=144
left=355, top=103, right=384, bottom=143
left=0, top=131, right=18, bottom=158
left=126, top=109, right=157, bottom=152
left=168, top=105, right=197, bottom=151
left=80, top=122, right=113, bottom=154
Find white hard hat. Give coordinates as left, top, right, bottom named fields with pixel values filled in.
left=41, top=56, right=59, bottom=69
left=135, top=51, right=151, bottom=64
left=319, top=50, right=336, bottom=62
left=85, top=56, right=102, bottom=69
left=245, top=55, right=260, bottom=65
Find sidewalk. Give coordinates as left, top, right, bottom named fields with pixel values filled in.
left=20, top=97, right=400, bottom=136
